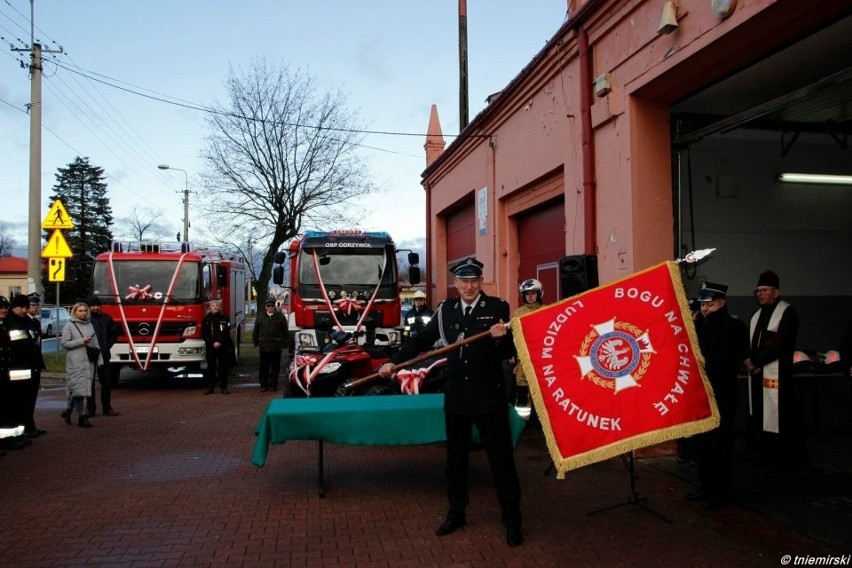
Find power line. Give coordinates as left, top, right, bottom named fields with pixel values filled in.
left=49, top=58, right=484, bottom=142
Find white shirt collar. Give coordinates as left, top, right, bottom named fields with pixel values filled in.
left=461, top=294, right=481, bottom=312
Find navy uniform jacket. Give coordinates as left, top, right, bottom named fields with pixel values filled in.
left=5, top=312, right=41, bottom=372
left=391, top=292, right=515, bottom=415
left=202, top=313, right=234, bottom=354
left=696, top=306, right=749, bottom=421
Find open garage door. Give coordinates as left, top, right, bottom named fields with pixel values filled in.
left=671, top=14, right=852, bottom=351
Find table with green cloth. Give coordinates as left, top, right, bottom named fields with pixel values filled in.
left=252, top=394, right=526, bottom=496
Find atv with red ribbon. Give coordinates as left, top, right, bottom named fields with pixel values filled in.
left=284, top=328, right=449, bottom=398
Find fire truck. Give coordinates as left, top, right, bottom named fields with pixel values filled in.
left=90, top=242, right=247, bottom=383
left=272, top=230, right=420, bottom=353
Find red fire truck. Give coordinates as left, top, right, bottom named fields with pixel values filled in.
left=272, top=230, right=420, bottom=353
left=90, top=242, right=247, bottom=383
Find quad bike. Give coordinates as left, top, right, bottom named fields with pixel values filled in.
left=284, top=329, right=450, bottom=398
left=286, top=328, right=526, bottom=412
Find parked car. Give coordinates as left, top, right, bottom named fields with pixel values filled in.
left=40, top=307, right=71, bottom=338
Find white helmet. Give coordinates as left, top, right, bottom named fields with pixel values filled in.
left=519, top=279, right=543, bottom=303
left=413, top=290, right=427, bottom=299
left=519, top=279, right=543, bottom=294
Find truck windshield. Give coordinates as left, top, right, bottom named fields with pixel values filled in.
left=298, top=248, right=395, bottom=287
left=91, top=260, right=202, bottom=303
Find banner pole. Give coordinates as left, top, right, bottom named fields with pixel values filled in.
left=343, top=326, right=503, bottom=392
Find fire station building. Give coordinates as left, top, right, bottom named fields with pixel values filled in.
left=421, top=0, right=852, bottom=351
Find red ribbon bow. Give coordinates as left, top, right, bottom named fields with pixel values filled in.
left=333, top=297, right=364, bottom=316
left=126, top=284, right=153, bottom=300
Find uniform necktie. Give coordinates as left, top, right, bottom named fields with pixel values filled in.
left=464, top=306, right=472, bottom=319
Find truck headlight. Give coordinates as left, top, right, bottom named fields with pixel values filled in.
left=183, top=325, right=198, bottom=337
left=298, top=333, right=316, bottom=348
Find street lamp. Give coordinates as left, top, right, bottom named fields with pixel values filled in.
left=157, top=164, right=190, bottom=242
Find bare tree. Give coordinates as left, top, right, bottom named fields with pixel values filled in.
left=121, top=206, right=169, bottom=242
left=0, top=223, right=17, bottom=258
left=199, top=60, right=373, bottom=309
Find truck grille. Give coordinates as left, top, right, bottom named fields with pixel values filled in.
left=113, top=322, right=191, bottom=338
left=314, top=309, right=384, bottom=327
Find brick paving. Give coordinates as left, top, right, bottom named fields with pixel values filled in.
left=0, top=369, right=847, bottom=568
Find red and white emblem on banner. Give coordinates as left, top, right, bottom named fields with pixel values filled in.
left=576, top=319, right=655, bottom=393
left=513, top=261, right=719, bottom=478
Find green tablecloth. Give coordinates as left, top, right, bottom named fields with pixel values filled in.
left=251, top=394, right=525, bottom=467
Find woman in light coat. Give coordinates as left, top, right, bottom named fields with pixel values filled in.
left=60, top=302, right=102, bottom=428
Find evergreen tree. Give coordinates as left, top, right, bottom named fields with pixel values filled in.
left=43, top=156, right=114, bottom=302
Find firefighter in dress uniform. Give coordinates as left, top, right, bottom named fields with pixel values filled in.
left=379, top=257, right=523, bottom=547
left=202, top=299, right=235, bottom=395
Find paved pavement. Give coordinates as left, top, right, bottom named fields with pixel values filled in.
left=1, top=368, right=849, bottom=567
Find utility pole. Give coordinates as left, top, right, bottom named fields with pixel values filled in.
left=157, top=165, right=190, bottom=242
left=12, top=0, right=63, bottom=295
left=458, top=0, right=469, bottom=130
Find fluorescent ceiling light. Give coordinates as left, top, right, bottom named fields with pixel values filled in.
left=777, top=173, right=852, bottom=185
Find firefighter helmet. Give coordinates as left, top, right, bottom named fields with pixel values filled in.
left=792, top=350, right=813, bottom=372
left=519, top=279, right=543, bottom=303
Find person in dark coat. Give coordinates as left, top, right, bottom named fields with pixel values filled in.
left=5, top=294, right=45, bottom=437
left=87, top=296, right=119, bottom=416
left=684, top=282, right=749, bottom=509
left=0, top=295, right=27, bottom=451
left=202, top=299, right=234, bottom=395
left=252, top=297, right=288, bottom=392
left=744, top=270, right=806, bottom=471
left=379, top=256, right=523, bottom=547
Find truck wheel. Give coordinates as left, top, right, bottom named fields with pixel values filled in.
left=334, top=379, right=359, bottom=397
left=284, top=380, right=306, bottom=399
left=364, top=381, right=397, bottom=396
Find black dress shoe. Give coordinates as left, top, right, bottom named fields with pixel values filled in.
left=683, top=491, right=707, bottom=501
left=506, top=527, right=524, bottom=547
left=435, top=517, right=465, bottom=536
left=704, top=498, right=729, bottom=510
left=0, top=437, right=29, bottom=450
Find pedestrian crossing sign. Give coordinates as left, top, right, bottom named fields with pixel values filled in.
left=41, top=199, right=74, bottom=230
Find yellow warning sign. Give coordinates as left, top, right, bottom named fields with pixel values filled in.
left=48, top=258, right=66, bottom=282
left=41, top=229, right=73, bottom=258
left=41, top=199, right=75, bottom=230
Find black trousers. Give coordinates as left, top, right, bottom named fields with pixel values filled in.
left=24, top=370, right=41, bottom=432
left=87, top=363, right=113, bottom=414
left=444, top=410, right=522, bottom=529
left=258, top=350, right=282, bottom=389
left=205, top=351, right=230, bottom=392
left=747, top=373, right=808, bottom=470
left=2, top=376, right=34, bottom=429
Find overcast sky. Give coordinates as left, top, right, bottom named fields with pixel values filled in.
left=0, top=0, right=568, bottom=255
